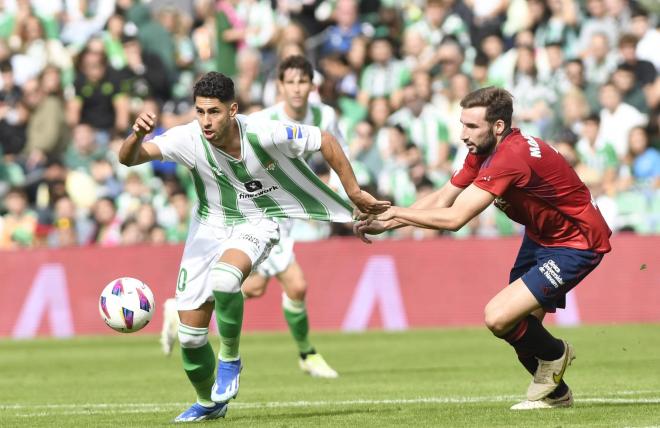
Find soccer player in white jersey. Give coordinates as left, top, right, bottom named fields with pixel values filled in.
left=118, top=71, right=389, bottom=422
left=245, top=55, right=345, bottom=378
left=160, top=56, right=346, bottom=378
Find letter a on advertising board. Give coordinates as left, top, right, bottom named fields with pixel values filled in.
left=341, top=256, right=408, bottom=331
left=12, top=263, right=74, bottom=338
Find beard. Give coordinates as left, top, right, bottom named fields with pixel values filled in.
left=473, top=129, right=498, bottom=155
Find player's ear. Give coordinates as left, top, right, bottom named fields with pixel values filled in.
left=493, top=119, right=506, bottom=136
left=228, top=101, right=238, bottom=118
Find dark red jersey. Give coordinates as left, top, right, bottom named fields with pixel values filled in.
left=451, top=129, right=611, bottom=253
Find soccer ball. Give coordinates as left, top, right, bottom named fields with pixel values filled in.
left=99, top=277, right=155, bottom=333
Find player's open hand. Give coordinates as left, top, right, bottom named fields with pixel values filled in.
left=353, top=219, right=387, bottom=244
left=132, top=112, right=156, bottom=139
left=349, top=190, right=391, bottom=214
left=375, top=206, right=398, bottom=222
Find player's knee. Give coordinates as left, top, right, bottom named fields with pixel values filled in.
left=484, top=304, right=509, bottom=336
left=178, top=324, right=209, bottom=348
left=209, top=262, right=244, bottom=293
left=242, top=284, right=266, bottom=299
left=284, top=281, right=306, bottom=301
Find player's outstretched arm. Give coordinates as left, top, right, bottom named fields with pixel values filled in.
left=319, top=131, right=390, bottom=214
left=118, top=112, right=163, bottom=166
left=377, top=183, right=495, bottom=231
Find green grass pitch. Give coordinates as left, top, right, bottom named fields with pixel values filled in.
left=1, top=324, right=659, bottom=427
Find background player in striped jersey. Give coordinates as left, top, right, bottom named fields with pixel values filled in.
left=355, top=87, right=611, bottom=410
left=160, top=56, right=346, bottom=378
left=242, top=55, right=346, bottom=378
left=119, top=71, right=389, bottom=422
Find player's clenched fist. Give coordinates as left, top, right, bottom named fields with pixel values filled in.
left=133, top=112, right=156, bottom=138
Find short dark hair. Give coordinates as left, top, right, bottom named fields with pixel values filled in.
left=584, top=113, right=600, bottom=125
left=193, top=72, right=235, bottom=103
left=460, top=87, right=513, bottom=128
left=0, top=61, right=12, bottom=73
left=618, top=33, right=639, bottom=48
left=278, top=55, right=314, bottom=81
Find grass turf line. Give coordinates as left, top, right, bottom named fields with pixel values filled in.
left=1, top=324, right=659, bottom=427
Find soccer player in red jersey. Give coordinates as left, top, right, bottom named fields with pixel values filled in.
left=355, top=87, right=612, bottom=410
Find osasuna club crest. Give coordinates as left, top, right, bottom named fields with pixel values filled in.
left=244, top=180, right=263, bottom=192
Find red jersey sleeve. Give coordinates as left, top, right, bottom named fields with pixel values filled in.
left=472, top=150, right=531, bottom=196
left=450, top=154, right=480, bottom=188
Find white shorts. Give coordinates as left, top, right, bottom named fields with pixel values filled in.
left=175, top=216, right=280, bottom=310
left=256, top=219, right=295, bottom=277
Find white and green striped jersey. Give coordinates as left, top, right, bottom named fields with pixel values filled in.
left=151, top=114, right=353, bottom=227
left=251, top=102, right=349, bottom=192
left=251, top=102, right=347, bottom=149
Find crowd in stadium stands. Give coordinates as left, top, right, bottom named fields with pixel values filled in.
left=0, top=0, right=658, bottom=249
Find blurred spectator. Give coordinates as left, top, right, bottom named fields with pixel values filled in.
left=349, top=120, right=381, bottom=182
left=60, top=0, right=116, bottom=48
left=0, top=60, right=27, bottom=155
left=47, top=195, right=89, bottom=247
left=577, top=0, right=619, bottom=57
left=67, top=48, right=130, bottom=141
left=358, top=36, right=410, bottom=107
left=120, top=34, right=172, bottom=103
left=149, top=224, right=168, bottom=244
left=611, top=64, right=648, bottom=114
left=623, top=126, right=660, bottom=185
left=401, top=27, right=435, bottom=73
left=8, top=11, right=71, bottom=86
left=575, top=114, right=618, bottom=194
left=320, top=0, right=362, bottom=56
left=89, top=197, right=122, bottom=246
left=510, top=44, right=555, bottom=138
left=116, top=171, right=152, bottom=220
left=528, top=0, right=578, bottom=57
left=22, top=75, right=68, bottom=167
left=191, top=0, right=218, bottom=74
left=583, top=32, right=618, bottom=86
left=90, top=158, right=123, bottom=200
left=165, top=191, right=190, bottom=243
left=0, top=186, right=36, bottom=248
left=479, top=30, right=513, bottom=88
left=407, top=0, right=470, bottom=51
left=563, top=58, right=600, bottom=113
left=235, top=48, right=264, bottom=106
left=123, top=0, right=177, bottom=81
left=432, top=38, right=466, bottom=96
left=64, top=124, right=105, bottom=173
left=598, top=82, right=647, bottom=159
left=556, top=89, right=590, bottom=137
left=464, top=0, right=509, bottom=48
left=135, top=203, right=158, bottom=237
left=617, top=33, right=656, bottom=88
left=629, top=8, right=660, bottom=70
left=377, top=125, right=417, bottom=207
left=103, top=13, right=128, bottom=70
left=120, top=217, right=144, bottom=245
left=437, top=72, right=473, bottom=166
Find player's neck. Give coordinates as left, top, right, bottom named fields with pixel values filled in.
left=283, top=102, right=307, bottom=122
left=496, top=128, right=513, bottom=145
